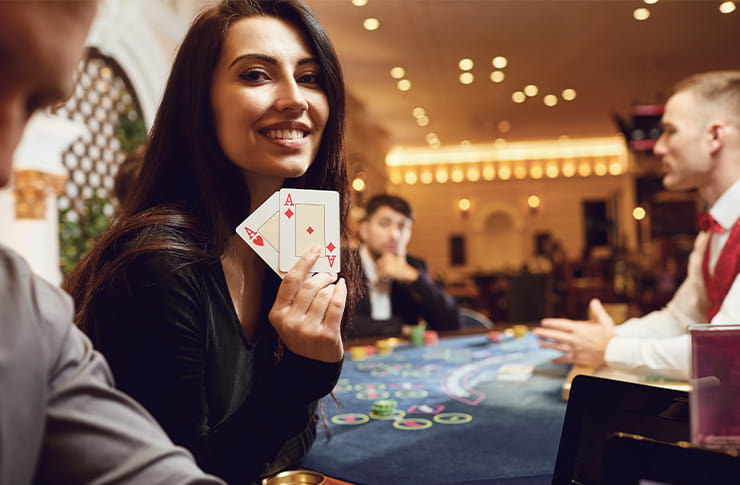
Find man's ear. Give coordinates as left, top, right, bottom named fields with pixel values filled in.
left=708, top=121, right=725, bottom=155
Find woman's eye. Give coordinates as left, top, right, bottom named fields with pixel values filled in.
left=239, top=70, right=269, bottom=83
left=297, top=72, right=322, bottom=86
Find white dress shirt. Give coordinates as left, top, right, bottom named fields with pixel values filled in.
left=604, top=179, right=740, bottom=380
left=360, top=245, right=392, bottom=320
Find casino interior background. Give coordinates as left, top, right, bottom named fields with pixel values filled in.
left=1, top=0, right=739, bottom=323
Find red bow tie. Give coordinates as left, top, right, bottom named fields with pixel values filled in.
left=697, top=212, right=725, bottom=234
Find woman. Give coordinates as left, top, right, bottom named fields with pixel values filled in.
left=64, top=0, right=359, bottom=483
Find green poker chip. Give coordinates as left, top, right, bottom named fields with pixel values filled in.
left=371, top=399, right=397, bottom=417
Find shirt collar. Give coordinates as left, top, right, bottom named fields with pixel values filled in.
left=709, top=178, right=740, bottom=230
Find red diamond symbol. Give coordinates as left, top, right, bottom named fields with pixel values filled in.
left=306, top=226, right=314, bottom=235
left=326, top=242, right=336, bottom=252
left=284, top=208, right=294, bottom=219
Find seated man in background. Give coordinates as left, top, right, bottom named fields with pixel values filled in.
left=0, top=2, right=223, bottom=483
left=534, top=70, right=740, bottom=380
left=347, top=194, right=462, bottom=338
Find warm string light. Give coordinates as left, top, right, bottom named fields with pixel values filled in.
left=386, top=156, right=626, bottom=184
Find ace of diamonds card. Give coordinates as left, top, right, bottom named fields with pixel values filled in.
left=279, top=188, right=340, bottom=273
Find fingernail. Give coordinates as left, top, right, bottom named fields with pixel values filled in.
left=338, top=277, right=346, bottom=287
left=311, top=244, right=321, bottom=253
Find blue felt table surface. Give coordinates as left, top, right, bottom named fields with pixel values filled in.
left=301, top=333, right=569, bottom=485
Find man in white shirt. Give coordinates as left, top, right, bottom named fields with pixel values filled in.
left=534, top=71, right=740, bottom=380
left=347, top=194, right=461, bottom=338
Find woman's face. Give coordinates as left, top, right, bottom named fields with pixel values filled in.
left=211, top=15, right=329, bottom=186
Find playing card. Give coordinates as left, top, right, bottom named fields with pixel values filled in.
left=235, top=191, right=286, bottom=278
left=496, top=363, right=534, bottom=382
left=279, top=188, right=340, bottom=273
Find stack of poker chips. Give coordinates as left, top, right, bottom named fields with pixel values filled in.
left=376, top=339, right=393, bottom=355
left=371, top=399, right=397, bottom=418
left=423, top=330, right=439, bottom=345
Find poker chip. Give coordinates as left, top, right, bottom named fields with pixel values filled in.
left=349, top=346, right=367, bottom=360
left=423, top=330, right=439, bottom=345
left=371, top=399, right=397, bottom=417
left=376, top=339, right=393, bottom=355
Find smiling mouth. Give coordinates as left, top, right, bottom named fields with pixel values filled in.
left=264, top=129, right=307, bottom=140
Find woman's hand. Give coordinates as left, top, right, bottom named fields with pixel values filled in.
left=268, top=244, right=346, bottom=363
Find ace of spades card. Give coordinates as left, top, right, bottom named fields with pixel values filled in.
left=235, top=192, right=286, bottom=278
left=279, top=188, right=340, bottom=273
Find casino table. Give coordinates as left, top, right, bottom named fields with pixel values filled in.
left=301, top=332, right=569, bottom=485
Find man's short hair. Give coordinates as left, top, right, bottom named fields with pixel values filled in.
left=673, top=70, right=740, bottom=123
left=364, top=194, right=414, bottom=221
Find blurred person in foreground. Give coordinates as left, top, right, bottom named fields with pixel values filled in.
left=534, top=71, right=740, bottom=380
left=347, top=193, right=462, bottom=339
left=0, top=1, right=224, bottom=483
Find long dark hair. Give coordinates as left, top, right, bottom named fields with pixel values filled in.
left=65, top=0, right=359, bottom=331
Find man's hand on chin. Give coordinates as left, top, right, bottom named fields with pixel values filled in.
left=376, top=253, right=419, bottom=284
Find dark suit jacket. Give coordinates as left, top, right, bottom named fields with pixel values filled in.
left=347, top=254, right=462, bottom=339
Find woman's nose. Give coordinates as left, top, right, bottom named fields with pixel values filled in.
left=275, top=79, right=308, bottom=114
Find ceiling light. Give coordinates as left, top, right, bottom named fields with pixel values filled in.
left=530, top=164, right=544, bottom=179
left=466, top=166, right=480, bottom=181
left=459, top=72, right=474, bottom=84
left=594, top=160, right=608, bottom=176
left=352, top=0, right=368, bottom=6
left=632, top=207, right=646, bottom=220
left=643, top=0, right=659, bottom=4
left=543, top=94, right=558, bottom=107
left=404, top=170, right=418, bottom=184
left=352, top=177, right=366, bottom=191
left=429, top=139, right=441, bottom=149
left=546, top=163, right=559, bottom=178
left=420, top=171, right=434, bottom=184
left=412, top=107, right=426, bottom=118
left=426, top=133, right=438, bottom=143
left=633, top=8, right=650, bottom=20
left=562, top=88, right=577, bottom=101
left=492, top=56, right=508, bottom=69
left=451, top=168, right=465, bottom=182
left=482, top=164, right=495, bottom=180
left=460, top=140, right=472, bottom=147
left=494, top=137, right=506, bottom=146
left=397, top=79, right=411, bottom=91
left=498, top=120, right=511, bottom=133
left=609, top=161, right=623, bottom=175
left=527, top=195, right=541, bottom=209
left=435, top=168, right=449, bottom=183
left=458, top=58, right=474, bottom=71
left=498, top=164, right=512, bottom=180
left=578, top=161, right=592, bottom=176
left=390, top=66, right=405, bottom=79
left=416, top=116, right=429, bottom=127
left=524, top=84, right=539, bottom=97
left=490, top=70, right=505, bottom=83
left=512, top=91, right=526, bottom=103
left=363, top=18, right=380, bottom=30
left=458, top=198, right=472, bottom=212
left=719, top=1, right=736, bottom=13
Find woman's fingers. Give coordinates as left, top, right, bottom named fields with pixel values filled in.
left=273, top=244, right=321, bottom=308
left=321, top=278, right=346, bottom=329
left=291, top=272, right=338, bottom=317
